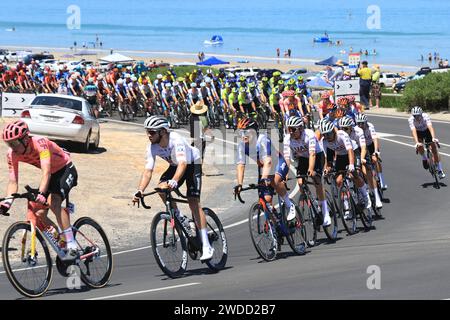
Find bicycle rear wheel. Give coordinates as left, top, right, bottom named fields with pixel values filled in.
left=2, top=222, right=53, bottom=298
left=248, top=202, right=277, bottom=261
left=203, top=208, right=228, bottom=271
left=150, top=212, right=188, bottom=278
left=73, top=217, right=113, bottom=288
left=297, top=197, right=316, bottom=247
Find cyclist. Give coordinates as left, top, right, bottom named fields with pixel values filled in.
left=270, top=71, right=282, bottom=88
left=84, top=77, right=99, bottom=118
left=0, top=120, right=79, bottom=260
left=221, top=83, right=235, bottom=128
left=355, top=113, right=388, bottom=190
left=187, top=83, right=204, bottom=109
left=132, top=116, right=214, bottom=261
left=279, top=116, right=331, bottom=226
left=318, top=91, right=334, bottom=119
left=238, top=86, right=256, bottom=116
left=319, top=120, right=372, bottom=219
left=409, top=106, right=445, bottom=179
left=233, top=118, right=281, bottom=220
left=339, top=116, right=383, bottom=209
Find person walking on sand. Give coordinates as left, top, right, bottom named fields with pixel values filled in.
left=288, top=48, right=291, bottom=58
left=276, top=48, right=280, bottom=58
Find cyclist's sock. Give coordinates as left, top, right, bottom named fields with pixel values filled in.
left=437, top=162, right=443, bottom=172
left=283, top=194, right=292, bottom=207
left=373, top=188, right=382, bottom=204
left=321, top=200, right=329, bottom=216
left=200, top=228, right=212, bottom=248
left=63, top=227, right=76, bottom=249
left=378, top=172, right=386, bottom=187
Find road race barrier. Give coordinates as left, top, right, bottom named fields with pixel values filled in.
left=334, top=79, right=360, bottom=102
left=0, top=92, right=36, bottom=117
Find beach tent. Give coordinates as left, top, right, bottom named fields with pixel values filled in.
left=315, top=56, right=348, bottom=66
left=307, top=77, right=333, bottom=89
left=99, top=53, right=135, bottom=63
left=196, top=56, right=229, bottom=66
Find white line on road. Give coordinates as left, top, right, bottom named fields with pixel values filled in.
left=380, top=137, right=450, bottom=157
left=379, top=132, right=450, bottom=147
left=86, top=282, right=201, bottom=300
left=367, top=113, right=450, bottom=124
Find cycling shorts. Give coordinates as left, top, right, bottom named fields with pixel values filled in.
left=48, top=162, right=78, bottom=200
left=335, top=154, right=349, bottom=172
left=417, top=129, right=433, bottom=144
left=159, top=164, right=202, bottom=198
left=295, top=152, right=325, bottom=177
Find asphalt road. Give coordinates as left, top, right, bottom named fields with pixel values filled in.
left=1, top=113, right=449, bottom=300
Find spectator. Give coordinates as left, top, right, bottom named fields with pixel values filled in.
left=357, top=60, right=372, bottom=110
left=328, top=60, right=345, bottom=84
left=324, top=65, right=334, bottom=81
left=370, top=64, right=381, bottom=109
left=443, top=59, right=449, bottom=68
left=428, top=53, right=432, bottom=63
left=276, top=48, right=280, bottom=58
left=287, top=48, right=291, bottom=58
left=190, top=100, right=210, bottom=162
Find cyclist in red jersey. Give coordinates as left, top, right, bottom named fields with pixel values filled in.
left=0, top=120, right=79, bottom=260
left=318, top=91, right=335, bottom=119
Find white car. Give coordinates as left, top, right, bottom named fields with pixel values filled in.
left=231, top=67, right=261, bottom=78
left=378, top=73, right=404, bottom=87
left=20, top=94, right=100, bottom=152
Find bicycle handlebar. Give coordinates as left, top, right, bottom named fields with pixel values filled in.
left=234, top=184, right=258, bottom=204
left=139, top=187, right=188, bottom=210
left=0, top=185, right=48, bottom=207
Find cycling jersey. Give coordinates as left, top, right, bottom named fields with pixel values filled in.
left=236, top=134, right=271, bottom=166
left=283, top=129, right=324, bottom=161
left=145, top=132, right=201, bottom=170
left=361, top=122, right=378, bottom=146
left=84, top=84, right=98, bottom=97
left=221, top=89, right=230, bottom=102
left=281, top=97, right=302, bottom=116
left=323, top=130, right=353, bottom=156
left=115, top=84, right=128, bottom=97
left=188, top=89, right=203, bottom=104
left=127, top=82, right=140, bottom=93
left=238, top=92, right=252, bottom=105
left=408, top=113, right=431, bottom=132
left=347, top=126, right=366, bottom=150
left=318, top=100, right=334, bottom=116
left=7, top=136, right=71, bottom=182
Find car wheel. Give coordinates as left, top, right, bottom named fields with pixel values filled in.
left=90, top=130, right=100, bottom=150
left=82, top=131, right=91, bottom=153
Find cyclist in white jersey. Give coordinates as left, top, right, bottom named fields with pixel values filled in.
left=355, top=113, right=388, bottom=190
left=132, top=116, right=214, bottom=261
left=339, top=117, right=383, bottom=209
left=278, top=116, right=331, bottom=226
left=409, top=106, right=445, bottom=179
left=319, top=120, right=372, bottom=218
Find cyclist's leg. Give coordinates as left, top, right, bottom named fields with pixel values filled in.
left=312, top=152, right=330, bottom=224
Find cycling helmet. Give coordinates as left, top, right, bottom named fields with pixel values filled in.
left=116, top=64, right=123, bottom=69
left=278, top=80, right=284, bottom=85
left=355, top=113, right=368, bottom=123
left=156, top=74, right=163, bottom=79
left=262, top=77, right=268, bottom=82
left=297, top=76, right=304, bottom=81
left=239, top=76, right=246, bottom=82
left=287, top=78, right=295, bottom=85
left=131, top=76, right=138, bottom=82
left=97, top=74, right=104, bottom=80
left=117, top=78, right=124, bottom=85
left=337, top=96, right=349, bottom=106
left=2, top=120, right=29, bottom=142
left=88, top=77, right=94, bottom=83
left=173, top=81, right=179, bottom=86
left=286, top=116, right=304, bottom=128
left=228, top=73, right=235, bottom=78
left=190, top=82, right=197, bottom=88
left=411, top=106, right=423, bottom=115
left=319, top=120, right=335, bottom=134
left=346, top=95, right=355, bottom=102
left=237, top=117, right=258, bottom=131
left=200, top=82, right=206, bottom=87
left=248, top=82, right=256, bottom=89
left=273, top=71, right=281, bottom=77
left=321, top=91, right=331, bottom=99
left=339, top=116, right=355, bottom=128
left=125, top=74, right=131, bottom=79
left=144, top=116, right=169, bottom=130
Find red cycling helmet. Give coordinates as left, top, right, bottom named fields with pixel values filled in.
left=321, top=91, right=330, bottom=99
left=2, top=120, right=29, bottom=142
left=283, top=90, right=295, bottom=97
left=337, top=97, right=349, bottom=106
left=346, top=95, right=355, bottom=103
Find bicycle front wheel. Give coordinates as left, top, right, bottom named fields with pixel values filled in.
left=323, top=191, right=339, bottom=241
left=150, top=212, right=188, bottom=278
left=73, top=217, right=113, bottom=288
left=297, top=197, right=316, bottom=247
left=248, top=202, right=277, bottom=261
left=203, top=208, right=228, bottom=271
left=283, top=204, right=307, bottom=255
left=338, top=186, right=358, bottom=235
left=2, top=222, right=53, bottom=298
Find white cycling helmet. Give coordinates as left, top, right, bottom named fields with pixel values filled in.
left=117, top=78, right=124, bottom=85
left=286, top=116, right=304, bottom=128
left=97, top=74, right=104, bottom=80
left=228, top=73, right=235, bottom=78
left=319, top=120, right=335, bottom=134
left=200, top=82, right=206, bottom=87
left=339, top=116, right=354, bottom=128
left=165, top=82, right=172, bottom=88
left=190, top=82, right=197, bottom=88
left=157, top=74, right=163, bottom=79
left=355, top=113, right=368, bottom=123
left=144, top=116, right=169, bottom=130
left=88, top=77, right=94, bottom=83
left=131, top=76, right=137, bottom=81
left=411, top=106, right=423, bottom=115
left=173, top=81, right=179, bottom=86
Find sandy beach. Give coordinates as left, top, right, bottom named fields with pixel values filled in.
left=1, top=44, right=418, bottom=75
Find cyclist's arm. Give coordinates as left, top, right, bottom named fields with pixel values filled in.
left=4, top=154, right=19, bottom=204
left=411, top=127, right=419, bottom=144
left=237, top=164, right=245, bottom=185
left=37, top=139, right=52, bottom=194
left=427, top=123, right=437, bottom=141
left=138, top=169, right=153, bottom=192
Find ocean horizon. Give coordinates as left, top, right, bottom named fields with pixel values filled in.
left=1, top=0, right=449, bottom=67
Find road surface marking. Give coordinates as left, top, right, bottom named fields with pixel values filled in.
left=380, top=137, right=450, bottom=157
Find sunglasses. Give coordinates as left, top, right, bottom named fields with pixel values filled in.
left=147, top=129, right=160, bottom=135
left=323, top=132, right=334, bottom=138
left=288, top=127, right=303, bottom=133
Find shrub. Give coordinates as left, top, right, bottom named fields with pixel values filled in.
left=402, top=72, right=450, bottom=112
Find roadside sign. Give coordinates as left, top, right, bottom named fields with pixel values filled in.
left=348, top=53, right=361, bottom=69
left=334, top=79, right=360, bottom=101
left=1, top=92, right=35, bottom=117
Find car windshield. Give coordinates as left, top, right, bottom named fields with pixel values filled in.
left=32, top=96, right=82, bottom=111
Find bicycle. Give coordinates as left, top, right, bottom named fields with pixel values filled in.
left=365, top=155, right=384, bottom=219
left=139, top=188, right=228, bottom=278
left=1, top=185, right=113, bottom=298
left=422, top=142, right=442, bottom=189
left=296, top=175, right=338, bottom=244
left=236, top=183, right=307, bottom=261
